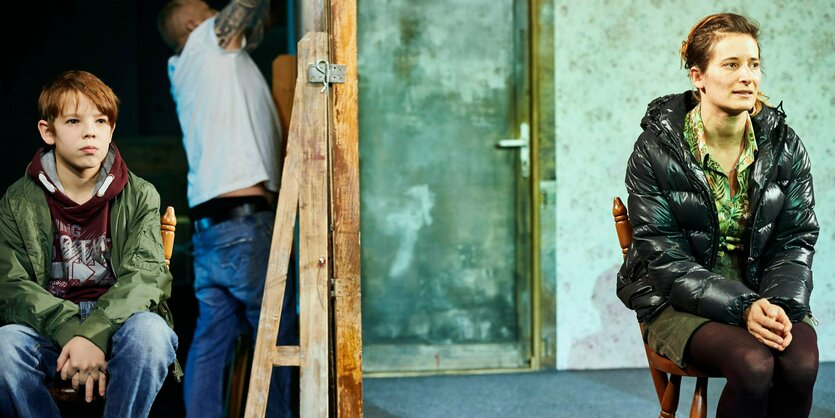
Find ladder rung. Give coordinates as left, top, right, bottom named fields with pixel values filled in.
left=270, top=345, right=302, bottom=366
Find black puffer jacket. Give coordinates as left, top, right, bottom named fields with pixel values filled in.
left=617, top=91, right=818, bottom=325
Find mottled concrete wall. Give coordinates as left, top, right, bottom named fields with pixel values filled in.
left=554, top=1, right=835, bottom=369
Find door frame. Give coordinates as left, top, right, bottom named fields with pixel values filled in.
left=528, top=0, right=543, bottom=372
left=315, top=0, right=363, bottom=416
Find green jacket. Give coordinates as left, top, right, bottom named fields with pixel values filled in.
left=0, top=172, right=182, bottom=380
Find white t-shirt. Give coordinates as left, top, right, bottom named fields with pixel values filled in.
left=167, top=16, right=282, bottom=207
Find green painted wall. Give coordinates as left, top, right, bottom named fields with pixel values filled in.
left=358, top=0, right=529, bottom=353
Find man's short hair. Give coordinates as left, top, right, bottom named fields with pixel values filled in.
left=38, top=70, right=120, bottom=126
left=158, top=0, right=193, bottom=51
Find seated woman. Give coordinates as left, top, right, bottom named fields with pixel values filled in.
left=617, top=13, right=819, bottom=418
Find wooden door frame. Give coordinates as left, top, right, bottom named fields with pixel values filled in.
left=296, top=0, right=362, bottom=413
left=327, top=0, right=363, bottom=417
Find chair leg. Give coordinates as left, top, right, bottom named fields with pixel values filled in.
left=226, top=332, right=253, bottom=418
left=689, top=377, right=708, bottom=418
left=647, top=366, right=669, bottom=404
left=659, top=374, right=681, bottom=418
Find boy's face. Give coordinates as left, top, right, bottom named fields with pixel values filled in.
left=38, top=92, right=114, bottom=180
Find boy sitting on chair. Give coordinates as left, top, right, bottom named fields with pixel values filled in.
left=0, top=70, right=180, bottom=418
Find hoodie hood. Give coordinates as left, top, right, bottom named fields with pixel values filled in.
left=27, top=144, right=129, bottom=224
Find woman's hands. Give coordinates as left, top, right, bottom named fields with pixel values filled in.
left=744, top=298, right=793, bottom=351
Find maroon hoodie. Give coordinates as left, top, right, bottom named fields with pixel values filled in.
left=27, top=145, right=129, bottom=303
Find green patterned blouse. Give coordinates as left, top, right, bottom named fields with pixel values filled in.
left=684, top=104, right=758, bottom=254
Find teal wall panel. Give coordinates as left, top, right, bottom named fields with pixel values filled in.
left=359, top=0, right=529, bottom=353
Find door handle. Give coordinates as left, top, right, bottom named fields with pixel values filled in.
left=496, top=123, right=530, bottom=178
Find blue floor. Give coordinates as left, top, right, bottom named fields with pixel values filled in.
left=364, top=362, right=835, bottom=417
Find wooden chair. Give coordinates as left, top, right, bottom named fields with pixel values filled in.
left=49, top=206, right=177, bottom=404
left=225, top=330, right=254, bottom=418
left=613, top=197, right=718, bottom=418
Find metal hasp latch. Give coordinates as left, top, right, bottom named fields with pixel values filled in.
left=496, top=122, right=530, bottom=178
left=308, top=60, right=346, bottom=93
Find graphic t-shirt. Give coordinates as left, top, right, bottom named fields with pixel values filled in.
left=47, top=209, right=116, bottom=302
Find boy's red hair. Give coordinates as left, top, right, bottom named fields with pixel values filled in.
left=38, top=70, right=120, bottom=126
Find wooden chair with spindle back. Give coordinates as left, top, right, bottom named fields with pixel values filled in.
left=48, top=206, right=177, bottom=405
left=613, top=196, right=720, bottom=418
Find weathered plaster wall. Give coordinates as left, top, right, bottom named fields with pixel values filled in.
left=554, top=1, right=835, bottom=369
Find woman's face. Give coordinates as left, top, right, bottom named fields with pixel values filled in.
left=690, top=33, right=761, bottom=116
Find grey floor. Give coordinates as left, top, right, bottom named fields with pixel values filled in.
left=364, top=362, right=835, bottom=417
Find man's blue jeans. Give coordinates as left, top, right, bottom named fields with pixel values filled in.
left=184, top=212, right=297, bottom=418
left=0, top=312, right=178, bottom=418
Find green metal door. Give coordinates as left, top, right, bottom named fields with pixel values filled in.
left=359, top=0, right=532, bottom=373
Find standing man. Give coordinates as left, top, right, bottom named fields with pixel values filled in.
left=157, top=1, right=296, bottom=416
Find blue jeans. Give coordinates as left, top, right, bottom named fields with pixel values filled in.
left=0, top=312, right=177, bottom=418
left=184, top=212, right=297, bottom=418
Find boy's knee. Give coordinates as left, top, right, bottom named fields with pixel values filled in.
left=115, top=313, right=178, bottom=359
left=0, top=325, right=38, bottom=354
left=0, top=325, right=31, bottom=345
left=0, top=325, right=41, bottom=378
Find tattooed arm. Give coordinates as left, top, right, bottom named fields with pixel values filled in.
left=215, top=0, right=271, bottom=51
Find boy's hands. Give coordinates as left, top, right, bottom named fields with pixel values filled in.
left=744, top=298, right=793, bottom=351
left=57, top=336, right=107, bottom=402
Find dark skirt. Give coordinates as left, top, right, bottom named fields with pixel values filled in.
left=643, top=251, right=814, bottom=367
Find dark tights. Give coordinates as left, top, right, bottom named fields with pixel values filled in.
left=687, top=321, right=818, bottom=418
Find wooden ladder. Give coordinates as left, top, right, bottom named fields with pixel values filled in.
left=244, top=32, right=331, bottom=418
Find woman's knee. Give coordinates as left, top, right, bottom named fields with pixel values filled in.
left=743, top=348, right=774, bottom=376
left=728, top=345, right=775, bottom=395
left=776, top=323, right=819, bottom=390
left=779, top=357, right=819, bottom=391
